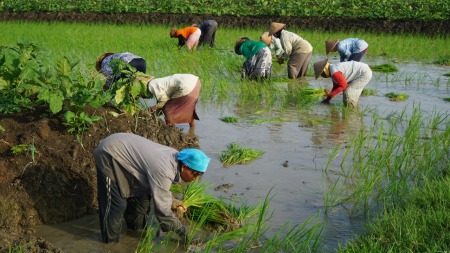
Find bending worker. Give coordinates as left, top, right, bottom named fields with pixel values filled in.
left=234, top=36, right=272, bottom=80
left=170, top=26, right=202, bottom=50
left=314, top=59, right=372, bottom=107
left=193, top=20, right=218, bottom=47
left=325, top=38, right=369, bottom=62
left=94, top=132, right=211, bottom=243
left=96, top=52, right=146, bottom=90
left=137, top=74, right=201, bottom=128
left=268, top=22, right=313, bottom=80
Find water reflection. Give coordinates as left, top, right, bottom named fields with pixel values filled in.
left=310, top=106, right=364, bottom=148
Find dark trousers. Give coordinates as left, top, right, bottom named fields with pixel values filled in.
left=96, top=167, right=151, bottom=243
left=348, top=48, right=368, bottom=62
left=128, top=58, right=147, bottom=74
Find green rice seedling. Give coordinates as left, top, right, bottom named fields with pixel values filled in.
left=220, top=116, right=240, bottom=123
left=370, top=63, right=399, bottom=73
left=0, top=125, right=4, bottom=132
left=444, top=72, right=450, bottom=77
left=384, top=92, right=409, bottom=101
left=443, top=98, right=450, bottom=102
left=361, top=89, right=376, bottom=96
left=250, top=117, right=290, bottom=124
left=219, top=142, right=265, bottom=166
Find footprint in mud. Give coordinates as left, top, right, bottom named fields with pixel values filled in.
left=214, top=183, right=234, bottom=191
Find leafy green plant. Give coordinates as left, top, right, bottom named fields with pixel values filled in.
left=219, top=142, right=264, bottom=166
left=106, top=59, right=152, bottom=116
left=0, top=41, right=41, bottom=114
left=0, top=125, right=4, bottom=132
left=64, top=111, right=101, bottom=135
left=443, top=98, right=450, bottom=102
left=385, top=92, right=409, bottom=101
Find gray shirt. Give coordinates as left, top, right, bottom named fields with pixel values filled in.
left=94, top=133, right=183, bottom=231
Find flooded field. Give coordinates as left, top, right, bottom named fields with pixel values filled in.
left=36, top=59, right=449, bottom=252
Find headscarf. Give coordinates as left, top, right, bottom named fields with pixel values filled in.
left=178, top=149, right=211, bottom=172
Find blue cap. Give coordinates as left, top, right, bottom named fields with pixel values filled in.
left=178, top=149, right=211, bottom=173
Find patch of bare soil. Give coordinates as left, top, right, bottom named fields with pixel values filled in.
left=0, top=104, right=198, bottom=252
left=0, top=12, right=449, bottom=35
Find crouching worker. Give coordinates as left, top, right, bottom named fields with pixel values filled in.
left=93, top=133, right=210, bottom=244
left=314, top=59, right=372, bottom=107
left=96, top=52, right=146, bottom=90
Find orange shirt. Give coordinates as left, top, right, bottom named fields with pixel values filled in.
left=176, top=27, right=199, bottom=39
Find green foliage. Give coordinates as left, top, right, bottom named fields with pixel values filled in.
left=370, top=63, right=399, bottom=73
left=1, top=0, right=449, bottom=20
left=0, top=41, right=41, bottom=114
left=219, top=142, right=264, bottom=166
left=443, top=98, right=450, bottom=102
left=0, top=125, right=4, bottom=132
left=385, top=92, right=409, bottom=101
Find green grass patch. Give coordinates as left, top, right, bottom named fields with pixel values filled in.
left=219, top=142, right=264, bottom=167
left=443, top=72, right=450, bottom=77
left=433, top=55, right=450, bottom=66
left=370, top=63, right=399, bottom=73
left=443, top=98, right=450, bottom=102
left=250, top=117, right=290, bottom=124
left=385, top=92, right=409, bottom=101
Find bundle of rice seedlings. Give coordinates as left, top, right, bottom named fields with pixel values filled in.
left=219, top=142, right=265, bottom=167
left=385, top=92, right=409, bottom=101
left=370, top=63, right=399, bottom=73
left=361, top=88, right=376, bottom=96
left=177, top=180, right=256, bottom=233
left=220, top=116, right=240, bottom=123
left=443, top=98, right=450, bottom=102
left=299, top=87, right=326, bottom=99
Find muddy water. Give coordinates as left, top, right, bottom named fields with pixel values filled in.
left=36, top=60, right=449, bottom=252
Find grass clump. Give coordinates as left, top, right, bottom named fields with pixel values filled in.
left=219, top=142, right=264, bottom=167
left=370, top=63, right=399, bottom=73
left=443, top=98, right=450, bottom=102
left=385, top=92, right=409, bottom=101
left=361, top=89, right=376, bottom=96
left=433, top=55, right=450, bottom=66
left=444, top=72, right=450, bottom=77
left=338, top=177, right=450, bottom=253
left=220, top=116, right=240, bottom=123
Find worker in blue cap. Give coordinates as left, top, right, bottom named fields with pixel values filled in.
left=93, top=133, right=210, bottom=244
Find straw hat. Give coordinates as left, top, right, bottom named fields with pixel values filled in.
left=314, top=58, right=329, bottom=79
left=95, top=52, right=114, bottom=72
left=234, top=36, right=250, bottom=55
left=268, top=22, right=286, bottom=36
left=260, top=31, right=272, bottom=46
left=326, top=40, right=339, bottom=54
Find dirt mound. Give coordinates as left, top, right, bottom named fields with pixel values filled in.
left=0, top=104, right=198, bottom=251
left=0, top=12, right=448, bottom=35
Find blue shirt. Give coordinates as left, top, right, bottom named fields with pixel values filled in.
left=337, top=38, right=368, bottom=62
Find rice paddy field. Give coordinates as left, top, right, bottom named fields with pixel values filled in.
left=1, top=21, right=449, bottom=252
